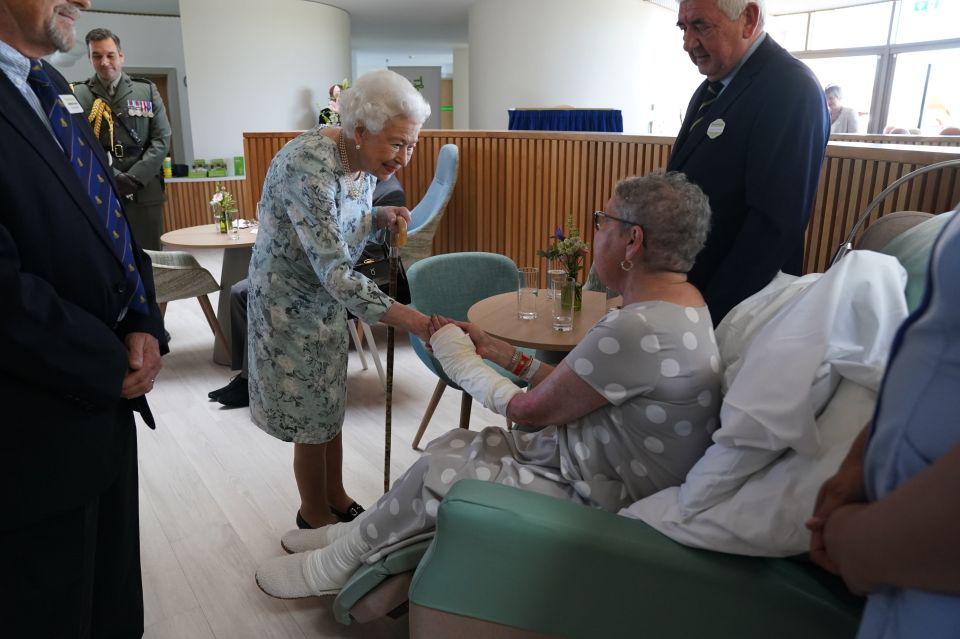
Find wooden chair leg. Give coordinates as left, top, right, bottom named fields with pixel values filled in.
left=459, top=391, right=473, bottom=430
left=412, top=380, right=447, bottom=450
left=158, top=302, right=167, bottom=318
left=197, top=294, right=231, bottom=362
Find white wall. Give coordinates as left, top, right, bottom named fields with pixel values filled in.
left=468, top=0, right=701, bottom=134
left=179, top=0, right=350, bottom=160
left=48, top=12, right=194, bottom=161
left=453, top=47, right=469, bottom=129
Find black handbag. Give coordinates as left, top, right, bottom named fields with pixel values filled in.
left=354, top=240, right=411, bottom=304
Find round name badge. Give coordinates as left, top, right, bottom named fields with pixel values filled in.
left=707, top=119, right=725, bottom=139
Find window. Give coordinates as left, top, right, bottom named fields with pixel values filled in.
left=895, top=0, right=960, bottom=44
left=803, top=56, right=879, bottom=133
left=767, top=12, right=808, bottom=51
left=886, top=48, right=960, bottom=133
left=807, top=2, right=894, bottom=50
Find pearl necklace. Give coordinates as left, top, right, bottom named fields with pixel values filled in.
left=338, top=130, right=364, bottom=200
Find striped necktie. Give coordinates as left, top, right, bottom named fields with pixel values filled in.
left=688, top=81, right=724, bottom=133
left=27, top=60, right=149, bottom=316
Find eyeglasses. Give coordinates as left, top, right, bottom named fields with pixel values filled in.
left=593, top=210, right=643, bottom=232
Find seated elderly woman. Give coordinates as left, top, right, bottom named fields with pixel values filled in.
left=255, top=172, right=722, bottom=598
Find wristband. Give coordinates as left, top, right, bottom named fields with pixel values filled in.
left=507, top=348, right=522, bottom=372
left=512, top=352, right=532, bottom=377
left=520, top=358, right=541, bottom=382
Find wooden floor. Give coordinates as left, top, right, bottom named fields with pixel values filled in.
left=141, top=249, right=503, bottom=639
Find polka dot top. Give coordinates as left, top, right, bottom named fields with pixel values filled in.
left=559, top=301, right=721, bottom=506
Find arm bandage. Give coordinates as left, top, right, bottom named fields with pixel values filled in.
left=429, top=324, right=521, bottom=416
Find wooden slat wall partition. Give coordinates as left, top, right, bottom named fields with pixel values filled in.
left=805, top=143, right=960, bottom=273
left=231, top=130, right=960, bottom=281
left=831, top=134, right=960, bottom=147
left=162, top=177, right=255, bottom=232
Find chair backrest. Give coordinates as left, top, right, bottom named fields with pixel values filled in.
left=406, top=252, right=518, bottom=387
left=406, top=251, right=517, bottom=320
left=407, top=144, right=459, bottom=235
left=854, top=210, right=934, bottom=251
left=401, top=144, right=459, bottom=267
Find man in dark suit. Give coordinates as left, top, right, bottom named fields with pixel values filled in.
left=668, top=0, right=829, bottom=324
left=0, top=1, right=166, bottom=636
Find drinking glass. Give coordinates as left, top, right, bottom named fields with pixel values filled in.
left=546, top=258, right=566, bottom=300
left=517, top=267, right=539, bottom=320
left=552, top=275, right=575, bottom=332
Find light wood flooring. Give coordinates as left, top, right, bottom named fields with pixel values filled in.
left=140, top=248, right=503, bottom=639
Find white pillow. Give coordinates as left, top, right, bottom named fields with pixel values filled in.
left=621, top=252, right=909, bottom=556
left=620, top=379, right=875, bottom=556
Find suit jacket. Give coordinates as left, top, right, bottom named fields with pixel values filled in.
left=668, top=35, right=830, bottom=324
left=0, top=60, right=166, bottom=529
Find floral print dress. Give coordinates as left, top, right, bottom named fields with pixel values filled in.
left=247, top=128, right=391, bottom=444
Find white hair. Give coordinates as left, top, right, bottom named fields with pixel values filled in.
left=683, top=0, right=766, bottom=29
left=338, top=69, right=431, bottom=135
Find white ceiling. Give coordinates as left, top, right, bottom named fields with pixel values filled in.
left=88, top=0, right=887, bottom=50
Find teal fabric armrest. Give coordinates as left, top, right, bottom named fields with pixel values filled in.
left=410, top=480, right=862, bottom=639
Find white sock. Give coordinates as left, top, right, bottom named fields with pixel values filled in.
left=302, top=527, right=371, bottom=593
left=281, top=521, right=354, bottom=554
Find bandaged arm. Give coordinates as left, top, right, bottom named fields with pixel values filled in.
left=430, top=324, right=521, bottom=416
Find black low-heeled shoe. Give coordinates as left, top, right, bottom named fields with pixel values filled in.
left=208, top=374, right=244, bottom=401
left=295, top=510, right=314, bottom=530
left=330, top=501, right=365, bottom=523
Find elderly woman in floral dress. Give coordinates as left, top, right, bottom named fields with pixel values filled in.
left=255, top=172, right=724, bottom=599
left=247, top=70, right=433, bottom=533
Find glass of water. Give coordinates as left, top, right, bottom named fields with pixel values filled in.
left=552, top=275, right=575, bottom=332
left=517, top=267, right=539, bottom=320
left=546, top=258, right=566, bottom=300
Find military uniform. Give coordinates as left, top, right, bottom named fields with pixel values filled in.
left=73, top=72, right=172, bottom=250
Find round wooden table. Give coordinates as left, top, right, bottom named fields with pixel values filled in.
left=160, top=223, right=258, bottom=364
left=467, top=289, right=617, bottom=352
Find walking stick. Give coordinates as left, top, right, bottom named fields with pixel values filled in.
left=384, top=217, right=407, bottom=492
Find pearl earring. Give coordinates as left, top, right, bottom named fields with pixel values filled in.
left=355, top=144, right=361, bottom=150
left=620, top=259, right=633, bottom=272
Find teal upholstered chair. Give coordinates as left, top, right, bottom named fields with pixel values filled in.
left=400, top=144, right=459, bottom=267
left=405, top=251, right=532, bottom=449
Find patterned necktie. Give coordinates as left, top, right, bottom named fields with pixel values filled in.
left=27, top=60, right=148, bottom=316
left=688, top=81, right=724, bottom=133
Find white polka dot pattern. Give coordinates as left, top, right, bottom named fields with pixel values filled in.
left=674, top=421, right=693, bottom=437
left=486, top=434, right=502, bottom=447
left=698, top=390, right=712, bottom=407
left=366, top=522, right=379, bottom=539
left=710, top=355, right=720, bottom=373
left=683, top=332, right=698, bottom=350
left=630, top=460, right=648, bottom=477
left=389, top=498, right=400, bottom=515
left=641, top=335, right=660, bottom=353
left=646, top=405, right=667, bottom=423
left=644, top=436, right=665, bottom=454
left=518, top=467, right=535, bottom=484
left=425, top=499, right=439, bottom=518
left=575, top=481, right=592, bottom=497
left=475, top=466, right=491, bottom=480
left=604, top=383, right=627, bottom=401
left=595, top=427, right=611, bottom=444
left=661, top=358, right=680, bottom=377
left=449, top=438, right=465, bottom=449
left=598, top=337, right=621, bottom=354
left=685, top=307, right=700, bottom=323
left=574, top=358, right=594, bottom=376
left=574, top=442, right=591, bottom=460
left=440, top=468, right=457, bottom=484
